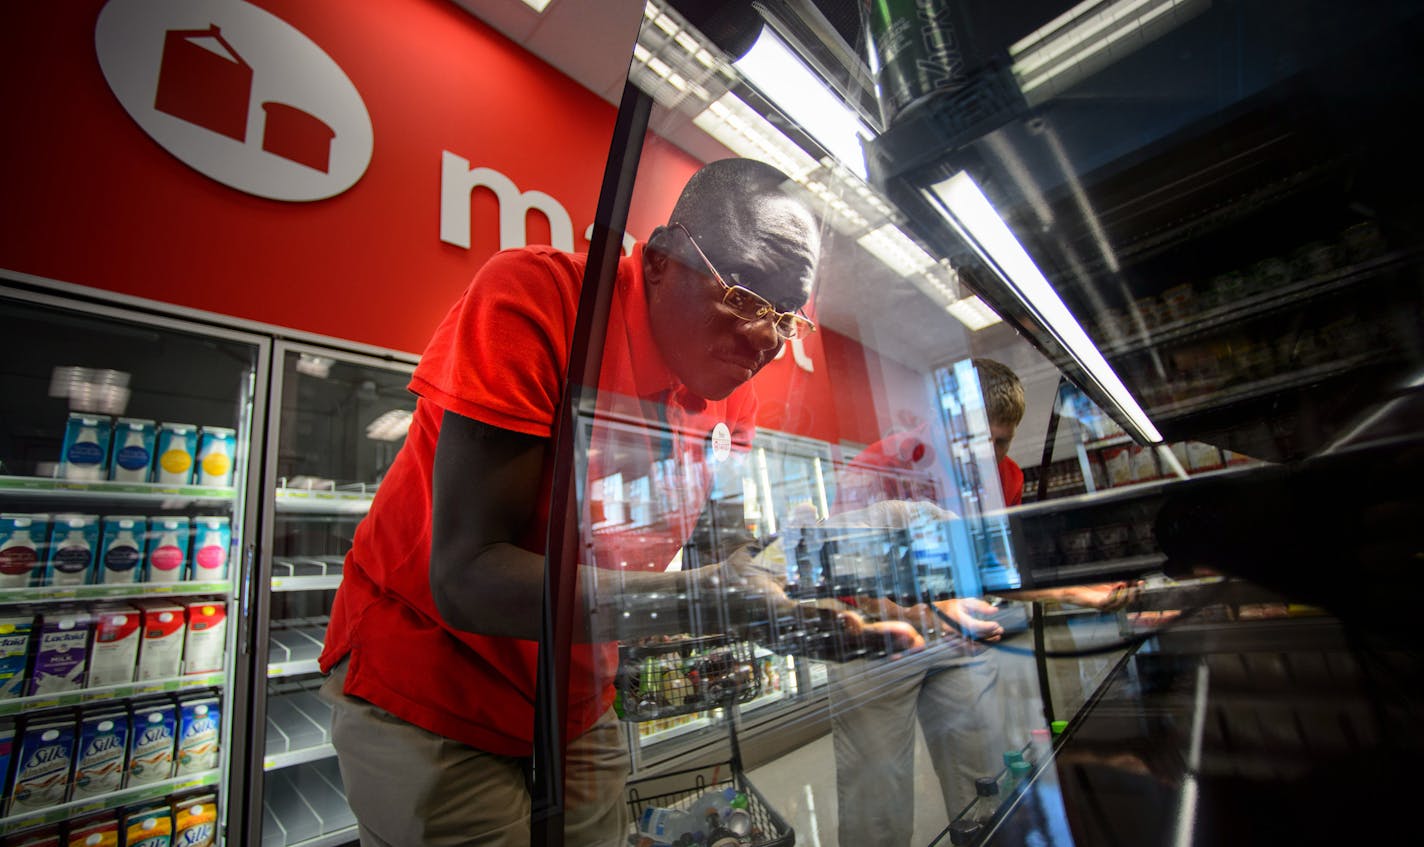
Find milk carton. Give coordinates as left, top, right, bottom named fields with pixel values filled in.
left=0, top=614, right=35, bottom=699
left=30, top=611, right=91, bottom=694
left=127, top=700, right=177, bottom=786
left=87, top=605, right=141, bottom=688
left=175, top=695, right=220, bottom=775
left=59, top=413, right=112, bottom=481
left=145, top=517, right=191, bottom=583
left=67, top=812, right=120, bottom=847
left=9, top=825, right=61, bottom=847
left=0, top=514, right=48, bottom=589
left=109, top=418, right=158, bottom=483
left=8, top=717, right=76, bottom=814
left=182, top=601, right=226, bottom=675
left=134, top=600, right=186, bottom=681
left=194, top=427, right=236, bottom=487
left=97, top=516, right=146, bottom=585
left=173, top=794, right=218, bottom=847
left=43, top=514, right=99, bottom=588
left=124, top=803, right=174, bottom=847
left=152, top=423, right=198, bottom=486
left=189, top=517, right=231, bottom=582
left=0, top=718, right=14, bottom=808
left=71, top=708, right=130, bottom=800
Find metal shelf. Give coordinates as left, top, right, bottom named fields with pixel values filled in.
left=265, top=742, right=337, bottom=772
left=0, top=671, right=225, bottom=717
left=274, top=488, right=375, bottom=515
left=268, top=659, right=322, bottom=678
left=0, top=769, right=219, bottom=835
left=0, top=475, right=236, bottom=507
left=0, top=581, right=230, bottom=606
left=272, top=575, right=342, bottom=593
left=289, top=826, right=359, bottom=847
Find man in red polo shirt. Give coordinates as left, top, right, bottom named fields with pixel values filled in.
left=319, top=158, right=918, bottom=846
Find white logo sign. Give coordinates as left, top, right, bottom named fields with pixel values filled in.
left=709, top=422, right=732, bottom=463
left=95, top=0, right=372, bottom=201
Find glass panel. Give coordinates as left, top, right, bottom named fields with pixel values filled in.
left=0, top=289, right=259, bottom=840
left=257, top=347, right=414, bottom=847
left=578, top=1, right=1422, bottom=844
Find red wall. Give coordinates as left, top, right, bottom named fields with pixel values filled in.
left=1, top=0, right=918, bottom=450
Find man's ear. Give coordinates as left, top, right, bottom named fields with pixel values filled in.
left=644, top=226, right=672, bottom=284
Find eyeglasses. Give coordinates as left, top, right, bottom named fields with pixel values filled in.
left=670, top=223, right=817, bottom=340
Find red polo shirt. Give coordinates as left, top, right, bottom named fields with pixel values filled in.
left=320, top=244, right=758, bottom=756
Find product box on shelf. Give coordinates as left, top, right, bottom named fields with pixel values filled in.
left=123, top=802, right=173, bottom=847
left=144, top=516, right=190, bottom=583
left=182, top=601, right=226, bottom=675
left=108, top=418, right=157, bottom=484
left=194, top=427, right=236, bottom=487
left=189, top=517, right=230, bottom=582
left=0, top=614, right=36, bottom=700
left=59, top=413, right=112, bottom=482
left=1187, top=441, right=1225, bottom=471
left=0, top=718, right=14, bottom=807
left=173, top=793, right=218, bottom=847
left=0, top=514, right=48, bottom=589
left=43, top=514, right=99, bottom=588
left=86, top=605, right=141, bottom=689
left=133, top=600, right=186, bottom=681
left=66, top=812, right=120, bottom=847
left=175, top=694, right=220, bottom=775
left=6, top=824, right=61, bottom=847
left=29, top=610, right=91, bottom=695
left=126, top=699, right=177, bottom=787
left=71, top=707, right=129, bottom=801
left=8, top=716, right=77, bottom=815
left=153, top=423, right=198, bottom=486
left=97, top=516, right=147, bottom=585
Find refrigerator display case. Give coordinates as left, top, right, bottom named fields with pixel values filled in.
left=540, top=0, right=1422, bottom=844
left=248, top=342, right=416, bottom=847
left=0, top=282, right=264, bottom=842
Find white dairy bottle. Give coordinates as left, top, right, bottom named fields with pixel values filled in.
left=147, top=524, right=186, bottom=583
left=0, top=521, right=40, bottom=589
left=48, top=523, right=94, bottom=587
left=102, top=524, right=144, bottom=584
left=63, top=417, right=106, bottom=481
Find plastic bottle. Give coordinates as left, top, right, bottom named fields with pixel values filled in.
left=695, top=786, right=752, bottom=839
left=948, top=818, right=983, bottom=846
left=0, top=519, right=40, bottom=588
left=965, top=776, right=1001, bottom=826
left=49, top=523, right=94, bottom=586
left=637, top=806, right=702, bottom=846
left=101, top=525, right=141, bottom=584
left=1027, top=727, right=1052, bottom=767
left=703, top=809, right=742, bottom=847
left=1008, top=760, right=1032, bottom=792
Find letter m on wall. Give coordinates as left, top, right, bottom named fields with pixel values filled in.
left=440, top=151, right=574, bottom=251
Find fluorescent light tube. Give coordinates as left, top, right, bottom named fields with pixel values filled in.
left=733, top=26, right=873, bottom=180
left=365, top=409, right=413, bottom=442
left=518, top=0, right=553, bottom=13
left=925, top=172, right=1163, bottom=442
left=946, top=296, right=1003, bottom=331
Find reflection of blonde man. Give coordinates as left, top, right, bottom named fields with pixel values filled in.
left=826, top=358, right=1130, bottom=845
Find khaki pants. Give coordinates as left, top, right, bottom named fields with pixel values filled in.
left=321, top=659, right=631, bottom=846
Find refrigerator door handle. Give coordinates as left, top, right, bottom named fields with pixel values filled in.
left=239, top=542, right=255, bottom=655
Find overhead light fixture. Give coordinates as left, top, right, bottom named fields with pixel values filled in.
left=732, top=26, right=873, bottom=180
left=856, top=224, right=936, bottom=277
left=295, top=353, right=334, bottom=378
left=518, top=0, right=554, bottom=13
left=365, top=409, right=413, bottom=442
left=1010, top=0, right=1209, bottom=104
left=924, top=172, right=1162, bottom=442
left=946, top=296, right=1003, bottom=331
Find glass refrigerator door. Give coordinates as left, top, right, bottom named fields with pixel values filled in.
left=248, top=342, right=415, bottom=847
left=0, top=283, right=265, bottom=843
left=555, top=0, right=1422, bottom=844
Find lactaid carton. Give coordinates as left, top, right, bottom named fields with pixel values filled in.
left=134, top=600, right=186, bottom=681
left=9, top=717, right=76, bottom=814
left=0, top=614, right=35, bottom=699
left=30, top=611, right=91, bottom=694
left=87, top=605, right=141, bottom=688
left=72, top=707, right=129, bottom=800
left=145, top=517, right=191, bottom=583
left=126, top=700, right=176, bottom=786
left=194, top=427, right=236, bottom=487
left=189, top=517, right=230, bottom=582
left=66, top=812, right=121, bottom=847
left=43, top=514, right=99, bottom=587
left=97, top=516, right=146, bottom=585
left=8, top=825, right=61, bottom=847
left=124, top=803, right=173, bottom=847
left=173, top=793, right=218, bottom=847
left=109, top=418, right=157, bottom=483
left=152, top=423, right=198, bottom=486
left=175, top=695, right=220, bottom=775
left=182, top=601, right=226, bottom=675
left=59, top=413, right=112, bottom=481
left=0, top=514, right=48, bottom=589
